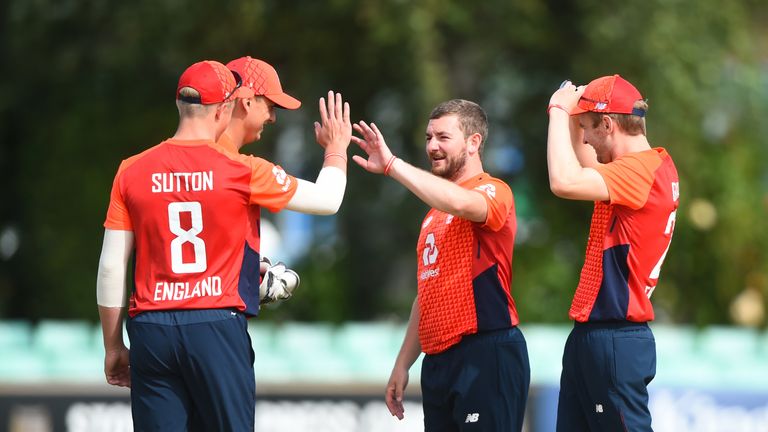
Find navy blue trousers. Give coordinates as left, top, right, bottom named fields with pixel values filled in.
left=556, top=322, right=656, bottom=432
left=127, top=309, right=255, bottom=432
left=421, top=327, right=530, bottom=431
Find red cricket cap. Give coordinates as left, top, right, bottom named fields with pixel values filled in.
left=571, top=74, right=645, bottom=117
left=226, top=56, right=301, bottom=110
left=176, top=60, right=254, bottom=105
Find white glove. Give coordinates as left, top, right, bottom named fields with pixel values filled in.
left=259, top=257, right=300, bottom=305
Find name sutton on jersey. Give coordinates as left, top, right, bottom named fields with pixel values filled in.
left=151, top=171, right=214, bottom=193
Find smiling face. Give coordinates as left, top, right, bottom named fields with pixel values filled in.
left=246, top=96, right=276, bottom=142
left=425, top=115, right=470, bottom=181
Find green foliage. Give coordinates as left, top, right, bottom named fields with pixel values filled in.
left=0, top=0, right=765, bottom=326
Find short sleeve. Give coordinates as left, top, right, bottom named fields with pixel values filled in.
left=245, top=156, right=299, bottom=212
left=595, top=152, right=662, bottom=210
left=104, top=161, right=133, bottom=230
left=473, top=178, right=513, bottom=232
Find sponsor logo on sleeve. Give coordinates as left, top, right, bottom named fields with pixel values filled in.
left=474, top=183, right=496, bottom=199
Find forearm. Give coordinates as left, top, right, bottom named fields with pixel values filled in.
left=98, top=306, right=126, bottom=352
left=394, top=299, right=423, bottom=370
left=387, top=158, right=487, bottom=223
left=96, top=229, right=132, bottom=307
left=322, top=146, right=348, bottom=174
left=284, top=166, right=347, bottom=215
left=547, top=110, right=582, bottom=186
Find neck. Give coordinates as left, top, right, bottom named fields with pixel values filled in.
left=451, top=158, right=484, bottom=184
left=224, top=119, right=247, bottom=150
left=612, top=133, right=651, bottom=159
left=172, top=117, right=218, bottom=142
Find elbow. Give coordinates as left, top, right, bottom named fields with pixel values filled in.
left=309, top=199, right=343, bottom=216
left=548, top=173, right=575, bottom=199
left=550, top=180, right=583, bottom=200
left=549, top=180, right=569, bottom=198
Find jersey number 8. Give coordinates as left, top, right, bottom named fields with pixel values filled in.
left=168, top=201, right=207, bottom=274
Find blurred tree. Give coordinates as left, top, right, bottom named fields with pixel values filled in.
left=0, top=0, right=765, bottom=326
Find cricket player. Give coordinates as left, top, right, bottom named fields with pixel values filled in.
left=546, top=75, right=680, bottom=431
left=353, top=99, right=530, bottom=431
left=96, top=59, right=351, bottom=431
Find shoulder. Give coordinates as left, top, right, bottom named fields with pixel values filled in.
left=468, top=173, right=512, bottom=200
left=114, top=142, right=168, bottom=176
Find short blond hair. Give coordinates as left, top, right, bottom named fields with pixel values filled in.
left=176, top=87, right=219, bottom=118
left=586, top=100, right=648, bottom=136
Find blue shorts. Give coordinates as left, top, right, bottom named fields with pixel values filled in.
left=556, top=321, right=656, bottom=432
left=127, top=309, right=255, bottom=432
left=420, top=327, right=530, bottom=431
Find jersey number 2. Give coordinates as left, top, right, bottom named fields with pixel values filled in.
left=168, top=201, right=207, bottom=274
left=645, top=210, right=676, bottom=298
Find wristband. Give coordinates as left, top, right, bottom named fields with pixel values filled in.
left=547, top=104, right=569, bottom=116
left=384, top=155, right=398, bottom=176
left=324, top=152, right=347, bottom=163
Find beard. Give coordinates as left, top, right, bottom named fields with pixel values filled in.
left=430, top=151, right=467, bottom=181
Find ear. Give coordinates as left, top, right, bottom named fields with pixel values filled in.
left=467, top=132, right=482, bottom=156
left=214, top=103, right=225, bottom=120
left=602, top=115, right=613, bottom=133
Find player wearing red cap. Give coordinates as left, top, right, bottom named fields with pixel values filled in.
left=96, top=59, right=351, bottom=431
left=546, top=75, right=680, bottom=431
left=353, top=99, right=530, bottom=431
left=215, top=56, right=351, bottom=305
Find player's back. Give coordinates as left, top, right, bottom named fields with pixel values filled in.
left=108, top=138, right=257, bottom=316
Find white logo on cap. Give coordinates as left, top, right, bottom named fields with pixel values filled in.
left=596, top=102, right=608, bottom=110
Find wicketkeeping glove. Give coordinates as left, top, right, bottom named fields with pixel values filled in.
left=259, top=257, right=300, bottom=305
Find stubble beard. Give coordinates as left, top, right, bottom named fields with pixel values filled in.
left=431, top=151, right=468, bottom=181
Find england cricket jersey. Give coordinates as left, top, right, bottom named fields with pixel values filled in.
left=104, top=138, right=298, bottom=317
left=416, top=173, right=518, bottom=354
left=571, top=148, right=679, bottom=322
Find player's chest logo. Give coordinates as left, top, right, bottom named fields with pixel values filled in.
left=422, top=232, right=439, bottom=266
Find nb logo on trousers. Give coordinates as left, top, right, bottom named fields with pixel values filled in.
left=465, top=413, right=479, bottom=423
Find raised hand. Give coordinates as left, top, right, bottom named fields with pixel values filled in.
left=351, top=121, right=395, bottom=174
left=549, top=81, right=586, bottom=113
left=314, top=90, right=352, bottom=152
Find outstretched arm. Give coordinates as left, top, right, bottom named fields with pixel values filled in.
left=351, top=121, right=488, bottom=223
left=285, top=91, right=352, bottom=215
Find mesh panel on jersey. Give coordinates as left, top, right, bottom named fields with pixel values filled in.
left=418, top=215, right=477, bottom=354
left=570, top=202, right=611, bottom=321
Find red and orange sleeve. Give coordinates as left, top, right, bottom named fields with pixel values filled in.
left=475, top=178, right=513, bottom=232
left=595, top=151, right=662, bottom=210
left=244, top=156, right=299, bottom=212
left=103, top=161, right=133, bottom=230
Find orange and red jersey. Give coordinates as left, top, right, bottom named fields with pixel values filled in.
left=416, top=173, right=518, bottom=354
left=571, top=148, right=679, bottom=323
left=104, top=138, right=297, bottom=317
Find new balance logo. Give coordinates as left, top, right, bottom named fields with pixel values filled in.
left=595, top=404, right=604, bottom=413
left=465, top=413, right=479, bottom=423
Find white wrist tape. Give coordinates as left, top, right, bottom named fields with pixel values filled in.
left=96, top=229, right=134, bottom=307
left=285, top=166, right=346, bottom=215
